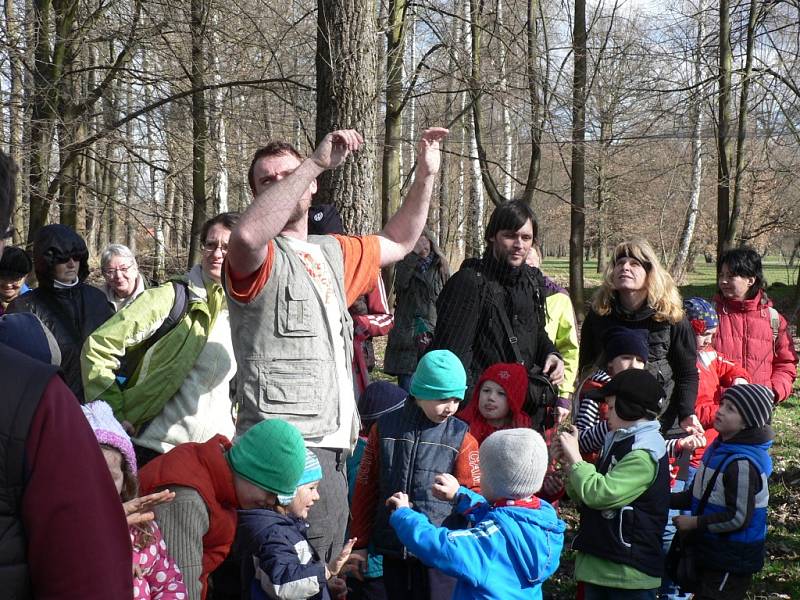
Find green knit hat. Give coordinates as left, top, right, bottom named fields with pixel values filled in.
left=227, top=419, right=306, bottom=497
left=410, top=349, right=467, bottom=401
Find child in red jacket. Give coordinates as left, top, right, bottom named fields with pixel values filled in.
left=684, top=297, right=749, bottom=469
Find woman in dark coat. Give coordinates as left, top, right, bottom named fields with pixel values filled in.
left=8, top=224, right=112, bottom=399
left=383, top=229, right=450, bottom=391
left=579, top=238, right=700, bottom=433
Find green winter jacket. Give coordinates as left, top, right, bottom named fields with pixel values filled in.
left=81, top=265, right=223, bottom=427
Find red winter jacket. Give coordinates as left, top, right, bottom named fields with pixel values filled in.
left=692, top=349, right=750, bottom=466
left=139, top=435, right=238, bottom=600
left=713, top=291, right=798, bottom=402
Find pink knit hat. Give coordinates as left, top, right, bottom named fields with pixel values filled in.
left=81, top=400, right=137, bottom=476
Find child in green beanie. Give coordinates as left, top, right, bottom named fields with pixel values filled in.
left=237, top=450, right=357, bottom=599
left=349, top=350, right=481, bottom=600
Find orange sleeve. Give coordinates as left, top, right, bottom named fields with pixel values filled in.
left=454, top=432, right=481, bottom=492
left=334, top=234, right=382, bottom=306
left=350, top=423, right=381, bottom=549
left=224, top=241, right=275, bottom=304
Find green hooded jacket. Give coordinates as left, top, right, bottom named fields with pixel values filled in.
left=81, top=264, right=224, bottom=427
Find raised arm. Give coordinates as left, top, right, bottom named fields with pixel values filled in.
left=378, top=128, right=448, bottom=267
left=227, top=130, right=364, bottom=276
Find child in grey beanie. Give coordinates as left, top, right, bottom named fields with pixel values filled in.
left=386, top=429, right=565, bottom=600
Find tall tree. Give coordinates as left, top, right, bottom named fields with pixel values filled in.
left=671, top=0, right=705, bottom=281
left=716, top=0, right=732, bottom=256
left=188, top=0, right=208, bottom=267
left=569, top=0, right=587, bottom=319
left=315, top=0, right=378, bottom=234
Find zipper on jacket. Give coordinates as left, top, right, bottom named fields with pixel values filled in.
left=401, top=413, right=421, bottom=560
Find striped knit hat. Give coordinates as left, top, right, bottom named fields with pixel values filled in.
left=723, top=384, right=774, bottom=429
left=278, top=449, right=323, bottom=504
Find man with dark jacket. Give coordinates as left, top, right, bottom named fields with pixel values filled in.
left=8, top=223, right=113, bottom=399
left=0, top=150, right=132, bottom=598
left=430, top=200, right=564, bottom=423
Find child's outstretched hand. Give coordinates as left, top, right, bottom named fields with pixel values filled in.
left=673, top=515, right=698, bottom=533
left=123, top=489, right=175, bottom=526
left=540, top=472, right=564, bottom=498
left=345, top=549, right=368, bottom=581
left=328, top=537, right=357, bottom=579
left=327, top=575, right=347, bottom=599
left=678, top=433, right=706, bottom=453
left=555, top=426, right=581, bottom=467
left=386, top=492, right=410, bottom=511
left=432, top=473, right=459, bottom=501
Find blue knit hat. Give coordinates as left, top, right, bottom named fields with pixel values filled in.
left=604, top=326, right=649, bottom=363
left=278, top=449, right=323, bottom=504
left=358, top=381, right=407, bottom=429
left=684, top=297, right=719, bottom=334
left=410, top=350, right=467, bottom=401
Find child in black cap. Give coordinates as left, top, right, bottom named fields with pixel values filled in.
left=554, top=368, right=671, bottom=597
left=669, top=384, right=773, bottom=600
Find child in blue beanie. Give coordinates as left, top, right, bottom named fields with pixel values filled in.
left=349, top=350, right=481, bottom=600
left=237, top=449, right=356, bottom=599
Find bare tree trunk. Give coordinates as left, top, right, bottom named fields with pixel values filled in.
left=716, top=0, right=732, bottom=256
left=725, top=0, right=758, bottom=250
left=569, top=0, right=587, bottom=320
left=188, top=0, right=208, bottom=267
left=497, top=0, right=512, bottom=200
left=315, top=0, right=378, bottom=234
left=381, top=0, right=406, bottom=229
left=6, top=0, right=25, bottom=243
left=210, top=12, right=228, bottom=215
left=671, top=0, right=704, bottom=282
left=124, top=83, right=136, bottom=252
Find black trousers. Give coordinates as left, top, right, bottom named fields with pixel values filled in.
left=382, top=557, right=457, bottom=600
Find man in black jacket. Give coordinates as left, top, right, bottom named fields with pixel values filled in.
left=431, top=200, right=564, bottom=422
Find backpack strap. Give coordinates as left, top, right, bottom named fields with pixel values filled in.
left=768, top=307, right=780, bottom=352
left=485, top=278, right=525, bottom=366
left=116, top=280, right=189, bottom=382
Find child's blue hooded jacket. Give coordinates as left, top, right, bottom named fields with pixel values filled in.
left=390, top=487, right=565, bottom=600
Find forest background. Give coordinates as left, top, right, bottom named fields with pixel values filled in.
left=3, top=0, right=800, bottom=318
left=3, top=0, right=800, bottom=593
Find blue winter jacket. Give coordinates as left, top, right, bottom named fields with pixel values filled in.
left=390, top=487, right=565, bottom=600
left=236, top=508, right=330, bottom=600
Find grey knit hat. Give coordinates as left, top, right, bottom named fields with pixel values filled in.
left=479, top=428, right=548, bottom=501
left=723, top=384, right=774, bottom=429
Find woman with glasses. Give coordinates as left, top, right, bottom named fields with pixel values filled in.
left=100, top=244, right=146, bottom=311
left=8, top=224, right=113, bottom=399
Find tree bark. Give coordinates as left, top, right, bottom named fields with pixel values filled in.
left=189, top=0, right=208, bottom=267
left=716, top=0, right=732, bottom=256
left=671, top=0, right=704, bottom=282
left=315, top=0, right=378, bottom=234
left=569, top=0, right=587, bottom=320
left=725, top=0, right=759, bottom=250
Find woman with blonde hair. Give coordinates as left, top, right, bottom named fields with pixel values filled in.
left=579, top=238, right=701, bottom=433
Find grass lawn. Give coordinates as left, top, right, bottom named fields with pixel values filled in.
left=375, top=257, right=800, bottom=598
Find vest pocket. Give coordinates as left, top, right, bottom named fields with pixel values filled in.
left=279, top=280, right=316, bottom=336
left=255, top=359, right=338, bottom=437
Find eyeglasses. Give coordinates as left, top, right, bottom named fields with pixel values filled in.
left=102, top=264, right=135, bottom=277
left=52, top=252, right=84, bottom=264
left=202, top=241, right=229, bottom=254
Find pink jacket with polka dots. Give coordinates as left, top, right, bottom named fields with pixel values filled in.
left=132, top=523, right=187, bottom=600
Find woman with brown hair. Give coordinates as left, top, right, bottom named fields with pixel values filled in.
left=384, top=229, right=450, bottom=391
left=579, top=238, right=700, bottom=432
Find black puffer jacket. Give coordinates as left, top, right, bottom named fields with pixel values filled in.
left=579, top=298, right=698, bottom=428
left=8, top=225, right=112, bottom=400
left=431, top=253, right=557, bottom=389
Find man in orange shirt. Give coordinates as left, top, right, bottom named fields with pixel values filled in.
left=225, top=127, right=448, bottom=563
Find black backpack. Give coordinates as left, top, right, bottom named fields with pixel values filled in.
left=115, top=280, right=189, bottom=385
